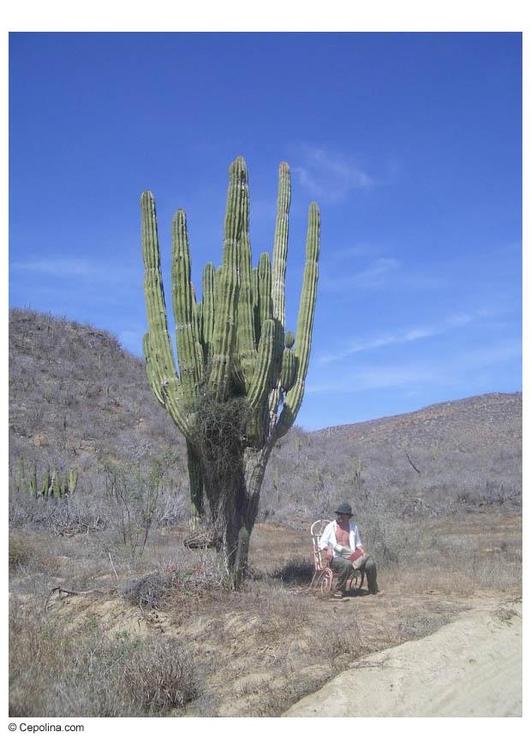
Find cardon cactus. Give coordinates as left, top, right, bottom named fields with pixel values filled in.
left=141, top=157, right=320, bottom=586
left=12, top=461, right=79, bottom=500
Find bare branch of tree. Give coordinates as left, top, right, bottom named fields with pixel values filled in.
left=405, top=451, right=421, bottom=475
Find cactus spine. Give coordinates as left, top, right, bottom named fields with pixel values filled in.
left=141, top=157, right=320, bottom=586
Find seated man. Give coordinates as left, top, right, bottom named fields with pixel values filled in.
left=319, top=502, right=379, bottom=598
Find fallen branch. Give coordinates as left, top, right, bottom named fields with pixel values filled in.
left=405, top=451, right=421, bottom=475
left=44, top=586, right=107, bottom=612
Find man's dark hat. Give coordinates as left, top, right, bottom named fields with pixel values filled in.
left=335, top=502, right=353, bottom=516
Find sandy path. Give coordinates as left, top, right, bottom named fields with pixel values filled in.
left=284, top=598, right=521, bottom=717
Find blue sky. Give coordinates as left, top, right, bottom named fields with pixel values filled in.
left=9, top=32, right=521, bottom=429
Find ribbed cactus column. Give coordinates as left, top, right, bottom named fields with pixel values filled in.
left=140, top=156, right=320, bottom=586
left=274, top=202, right=320, bottom=438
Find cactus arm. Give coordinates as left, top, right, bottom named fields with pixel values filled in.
left=237, top=235, right=257, bottom=389
left=141, top=191, right=179, bottom=385
left=251, top=266, right=260, bottom=343
left=273, top=202, right=320, bottom=439
left=257, top=252, right=273, bottom=327
left=280, top=347, right=298, bottom=392
left=268, top=165, right=291, bottom=422
left=271, top=162, right=291, bottom=327
left=141, top=191, right=191, bottom=437
left=201, top=263, right=216, bottom=366
left=259, top=245, right=285, bottom=422
left=208, top=157, right=247, bottom=400
left=193, top=301, right=205, bottom=382
left=193, top=300, right=203, bottom=351
left=171, top=209, right=204, bottom=399
left=143, top=333, right=165, bottom=406
left=246, top=319, right=276, bottom=411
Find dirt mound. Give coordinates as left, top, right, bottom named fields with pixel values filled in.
left=283, top=597, right=521, bottom=717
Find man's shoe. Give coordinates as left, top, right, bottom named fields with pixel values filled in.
left=333, top=590, right=345, bottom=599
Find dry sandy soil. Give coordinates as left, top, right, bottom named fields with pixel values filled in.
left=10, top=511, right=522, bottom=717
left=284, top=596, right=521, bottom=717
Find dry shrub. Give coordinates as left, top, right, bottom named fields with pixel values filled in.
left=9, top=533, right=35, bottom=571
left=9, top=599, right=200, bottom=717
left=389, top=518, right=522, bottom=596
left=121, top=552, right=232, bottom=612
left=122, top=571, right=174, bottom=609
left=8, top=531, right=58, bottom=576
left=269, top=557, right=315, bottom=585
left=122, top=638, right=199, bottom=713
left=394, top=611, right=455, bottom=641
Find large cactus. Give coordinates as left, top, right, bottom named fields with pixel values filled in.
left=141, top=157, right=320, bottom=586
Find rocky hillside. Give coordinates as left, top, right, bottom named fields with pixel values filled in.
left=9, top=309, right=522, bottom=529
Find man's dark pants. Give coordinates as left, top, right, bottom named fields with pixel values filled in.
left=330, top=556, right=378, bottom=594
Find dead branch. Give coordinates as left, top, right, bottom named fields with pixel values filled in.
left=405, top=451, right=421, bottom=475
left=44, top=586, right=107, bottom=612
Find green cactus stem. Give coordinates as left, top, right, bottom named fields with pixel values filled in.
left=68, top=468, right=78, bottom=495
left=14, top=464, right=78, bottom=499
left=41, top=468, right=51, bottom=497
left=140, top=157, right=320, bottom=586
left=28, top=466, right=38, bottom=499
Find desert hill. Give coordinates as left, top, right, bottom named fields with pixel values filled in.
left=9, top=309, right=521, bottom=533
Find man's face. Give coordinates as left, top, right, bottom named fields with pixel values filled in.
left=336, top=513, right=350, bottom=523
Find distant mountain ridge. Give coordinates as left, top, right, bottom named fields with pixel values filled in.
left=315, top=392, right=521, bottom=433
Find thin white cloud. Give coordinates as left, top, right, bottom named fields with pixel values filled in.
left=307, top=363, right=445, bottom=394
left=322, top=256, right=446, bottom=294
left=321, top=257, right=400, bottom=293
left=329, top=243, right=384, bottom=261
left=293, top=145, right=376, bottom=203
left=308, top=339, right=521, bottom=395
left=11, top=255, right=138, bottom=283
left=318, top=312, right=483, bottom=365
left=11, top=257, right=96, bottom=277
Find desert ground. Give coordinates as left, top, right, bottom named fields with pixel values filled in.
left=285, top=597, right=521, bottom=717
left=10, top=509, right=521, bottom=717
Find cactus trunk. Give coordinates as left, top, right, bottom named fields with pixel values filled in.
left=198, top=444, right=272, bottom=586
left=141, top=157, right=320, bottom=586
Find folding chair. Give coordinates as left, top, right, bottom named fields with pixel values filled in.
left=309, top=519, right=364, bottom=593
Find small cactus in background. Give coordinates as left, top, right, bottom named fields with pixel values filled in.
left=14, top=459, right=38, bottom=499
left=12, top=462, right=79, bottom=499
left=41, top=468, right=51, bottom=497
left=68, top=468, right=78, bottom=495
left=141, top=157, right=320, bottom=586
left=28, top=465, right=38, bottom=499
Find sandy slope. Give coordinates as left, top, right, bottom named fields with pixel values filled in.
left=284, top=598, right=521, bottom=717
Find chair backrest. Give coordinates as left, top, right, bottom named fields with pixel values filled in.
left=310, top=519, right=332, bottom=572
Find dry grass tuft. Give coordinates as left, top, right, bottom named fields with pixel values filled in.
left=9, top=533, right=36, bottom=571
left=9, top=598, right=201, bottom=717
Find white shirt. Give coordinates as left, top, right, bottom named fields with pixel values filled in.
left=318, top=519, right=363, bottom=558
